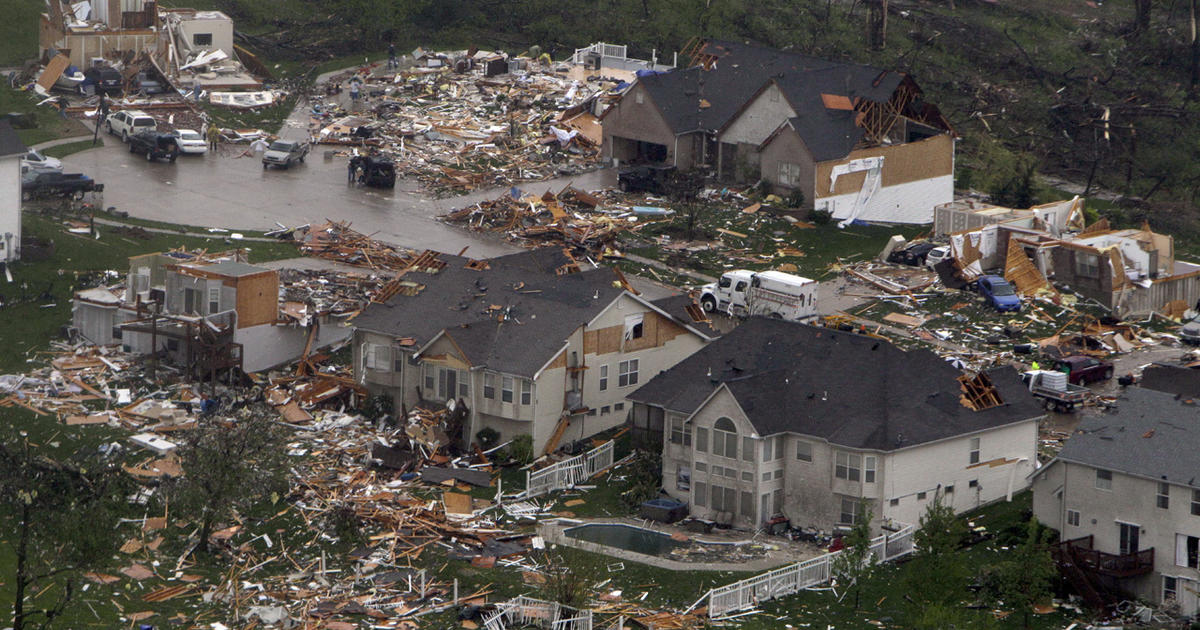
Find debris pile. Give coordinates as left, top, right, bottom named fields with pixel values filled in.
left=440, top=186, right=651, bottom=258
left=309, top=52, right=614, bottom=195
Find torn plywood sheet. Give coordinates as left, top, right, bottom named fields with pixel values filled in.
left=1003, top=239, right=1055, bottom=296
left=37, top=54, right=71, bottom=92
left=419, top=466, right=492, bottom=487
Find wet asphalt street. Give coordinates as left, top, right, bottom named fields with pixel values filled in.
left=62, top=124, right=616, bottom=258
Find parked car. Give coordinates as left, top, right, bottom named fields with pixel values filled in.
left=170, top=129, right=207, bottom=154
left=21, top=172, right=102, bottom=201
left=128, top=131, right=180, bottom=162
left=262, top=140, right=308, bottom=169
left=21, top=149, right=63, bottom=172
left=106, top=110, right=158, bottom=142
left=617, top=164, right=675, bottom=193
left=1052, top=355, right=1114, bottom=385
left=83, top=65, right=123, bottom=95
left=888, top=241, right=936, bottom=266
left=925, top=245, right=951, bottom=268
left=1181, top=313, right=1200, bottom=346
left=976, top=275, right=1021, bottom=312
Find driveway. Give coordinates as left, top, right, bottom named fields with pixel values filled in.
left=61, top=125, right=616, bottom=258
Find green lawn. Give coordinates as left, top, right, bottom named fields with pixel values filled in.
left=0, top=0, right=41, bottom=66
left=41, top=138, right=103, bottom=159
left=0, top=84, right=92, bottom=147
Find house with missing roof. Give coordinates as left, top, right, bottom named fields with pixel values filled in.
left=1030, top=387, right=1200, bottom=615
left=627, top=318, right=1041, bottom=533
left=600, top=39, right=955, bottom=224
left=0, top=122, right=25, bottom=265
left=351, top=249, right=713, bottom=453
left=72, top=251, right=349, bottom=374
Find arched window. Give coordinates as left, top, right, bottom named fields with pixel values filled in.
left=712, top=417, right=738, bottom=459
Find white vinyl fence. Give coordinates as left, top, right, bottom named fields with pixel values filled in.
left=482, top=596, right=624, bottom=630
left=523, top=440, right=614, bottom=499
left=703, top=522, right=915, bottom=619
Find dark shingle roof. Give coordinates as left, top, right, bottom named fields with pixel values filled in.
left=1056, top=387, right=1200, bottom=487
left=1138, top=364, right=1200, bottom=399
left=636, top=39, right=904, bottom=157
left=353, top=249, right=627, bottom=377
left=776, top=113, right=864, bottom=162
left=0, top=121, right=27, bottom=158
left=629, top=318, right=1042, bottom=451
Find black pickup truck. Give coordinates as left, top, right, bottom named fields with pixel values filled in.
left=128, top=131, right=180, bottom=163
left=21, top=172, right=103, bottom=201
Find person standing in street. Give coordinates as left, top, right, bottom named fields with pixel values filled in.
left=206, top=124, right=220, bottom=151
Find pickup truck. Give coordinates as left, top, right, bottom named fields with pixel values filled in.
left=699, top=269, right=818, bottom=321
left=262, top=140, right=308, bottom=169
left=21, top=172, right=103, bottom=201
left=1023, top=370, right=1089, bottom=413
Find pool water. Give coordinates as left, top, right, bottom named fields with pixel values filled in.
left=564, top=523, right=684, bottom=557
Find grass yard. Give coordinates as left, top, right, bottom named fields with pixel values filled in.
left=0, top=0, right=41, bottom=66
left=0, top=84, right=92, bottom=147
left=41, top=138, right=104, bottom=159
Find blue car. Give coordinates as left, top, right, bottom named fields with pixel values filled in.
left=976, top=275, right=1021, bottom=312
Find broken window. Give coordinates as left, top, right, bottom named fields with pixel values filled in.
left=624, top=313, right=644, bottom=340
left=520, top=380, right=532, bottom=405
left=483, top=373, right=495, bottom=399
left=1075, top=252, right=1101, bottom=278
left=193, top=33, right=213, bottom=46
left=1067, top=510, right=1080, bottom=527
left=835, top=451, right=862, bottom=482
left=712, top=417, right=738, bottom=459
left=969, top=437, right=981, bottom=465
left=618, top=359, right=639, bottom=387
left=796, top=441, right=813, bottom=462
left=1178, top=535, right=1200, bottom=568
left=599, top=364, right=608, bottom=391
left=1159, top=483, right=1170, bottom=509
left=502, top=376, right=514, bottom=403
left=676, top=466, right=690, bottom=491
left=1096, top=469, right=1113, bottom=490
left=1164, top=576, right=1178, bottom=601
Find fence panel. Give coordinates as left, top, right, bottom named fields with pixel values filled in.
left=706, top=523, right=915, bottom=618
left=524, top=441, right=615, bottom=499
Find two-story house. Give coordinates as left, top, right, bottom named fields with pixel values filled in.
left=351, top=248, right=713, bottom=453
left=628, top=318, right=1041, bottom=533
left=72, top=251, right=349, bottom=374
left=1031, top=387, right=1200, bottom=614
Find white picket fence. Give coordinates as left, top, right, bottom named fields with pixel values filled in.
left=523, top=440, right=615, bottom=499
left=482, top=596, right=624, bottom=630
left=703, top=522, right=915, bottom=619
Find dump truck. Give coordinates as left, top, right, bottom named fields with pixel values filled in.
left=1023, top=370, right=1089, bottom=413
left=699, top=269, right=818, bottom=321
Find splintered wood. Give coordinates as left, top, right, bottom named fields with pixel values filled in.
left=958, top=372, right=1003, bottom=410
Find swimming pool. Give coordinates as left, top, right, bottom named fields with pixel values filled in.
left=563, top=523, right=684, bottom=557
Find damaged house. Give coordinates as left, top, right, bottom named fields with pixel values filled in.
left=601, top=39, right=955, bottom=224
left=627, top=318, right=1041, bottom=533
left=944, top=201, right=1200, bottom=317
left=72, top=251, right=350, bottom=375
left=351, top=248, right=712, bottom=453
left=1031, top=387, right=1200, bottom=615
left=39, top=0, right=159, bottom=68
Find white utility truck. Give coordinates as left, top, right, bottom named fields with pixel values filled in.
left=699, top=270, right=818, bottom=321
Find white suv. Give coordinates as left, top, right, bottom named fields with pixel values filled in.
left=106, top=110, right=157, bottom=142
